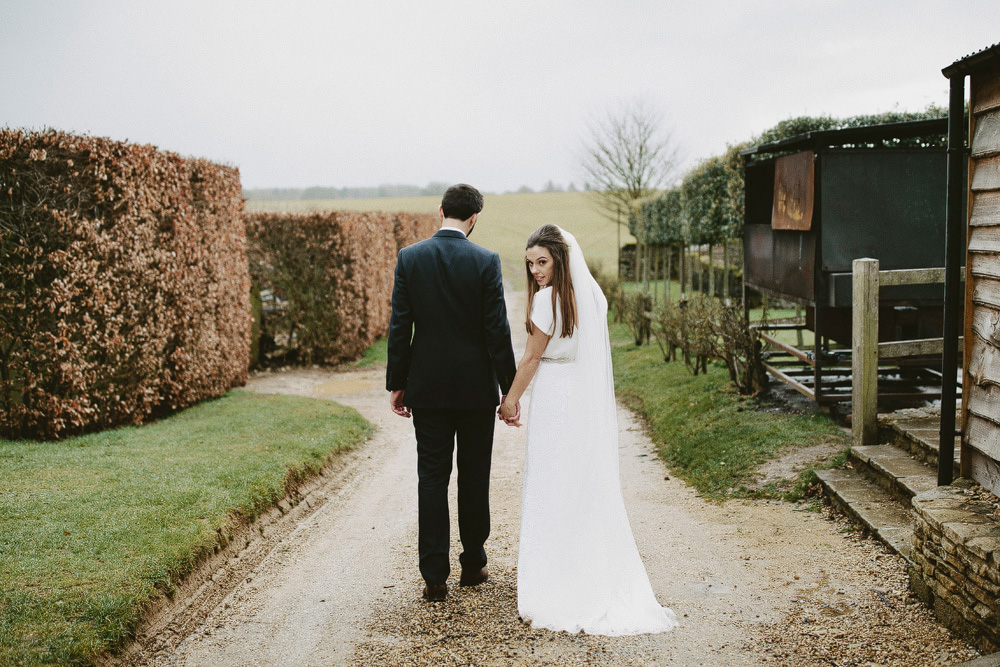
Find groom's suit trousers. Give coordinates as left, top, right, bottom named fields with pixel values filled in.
left=412, top=407, right=495, bottom=585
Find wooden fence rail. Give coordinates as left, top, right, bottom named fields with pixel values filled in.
left=851, top=259, right=963, bottom=447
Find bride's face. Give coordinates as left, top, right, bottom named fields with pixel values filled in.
left=526, top=246, right=554, bottom=288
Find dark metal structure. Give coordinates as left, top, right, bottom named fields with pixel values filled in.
left=742, top=119, right=963, bottom=404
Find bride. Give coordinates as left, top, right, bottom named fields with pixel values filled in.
left=499, top=224, right=677, bottom=636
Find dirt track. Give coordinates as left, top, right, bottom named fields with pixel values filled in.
left=136, top=293, right=978, bottom=667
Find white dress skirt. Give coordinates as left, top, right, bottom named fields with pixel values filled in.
left=516, top=286, right=677, bottom=635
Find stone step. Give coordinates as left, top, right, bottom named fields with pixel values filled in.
left=849, top=444, right=940, bottom=503
left=878, top=408, right=960, bottom=471
left=814, top=467, right=914, bottom=562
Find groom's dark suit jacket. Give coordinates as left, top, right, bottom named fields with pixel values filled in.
left=386, top=229, right=516, bottom=409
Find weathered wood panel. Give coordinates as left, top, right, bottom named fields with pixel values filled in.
left=971, top=275, right=1000, bottom=309
left=968, top=382, right=1000, bottom=427
left=968, top=447, right=1000, bottom=497
left=878, top=267, right=945, bottom=286
left=878, top=336, right=962, bottom=358
left=971, top=154, right=1000, bottom=191
left=852, top=258, right=879, bottom=447
left=970, top=252, right=1000, bottom=280
left=968, top=412, right=1000, bottom=450
left=965, top=68, right=1000, bottom=491
left=969, top=190, right=1000, bottom=227
left=968, top=327, right=1000, bottom=388
left=972, top=69, right=1000, bottom=115
left=970, top=303, right=1000, bottom=344
left=972, top=109, right=1000, bottom=158
left=968, top=226, right=1000, bottom=255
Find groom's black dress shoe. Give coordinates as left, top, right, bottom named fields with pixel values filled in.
left=423, top=583, right=447, bottom=601
left=459, top=566, right=489, bottom=587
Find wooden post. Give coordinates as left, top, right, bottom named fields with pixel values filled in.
left=852, top=258, right=879, bottom=447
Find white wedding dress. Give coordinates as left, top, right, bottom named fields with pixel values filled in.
left=517, top=228, right=677, bottom=636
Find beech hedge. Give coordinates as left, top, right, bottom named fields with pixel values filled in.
left=246, top=210, right=436, bottom=367
left=0, top=129, right=250, bottom=440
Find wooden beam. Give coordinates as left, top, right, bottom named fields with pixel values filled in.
left=758, top=331, right=814, bottom=366
left=762, top=362, right=816, bottom=401
left=853, top=258, right=880, bottom=447
left=878, top=267, right=946, bottom=286
left=877, top=336, right=963, bottom=358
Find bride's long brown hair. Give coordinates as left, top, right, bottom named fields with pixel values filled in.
left=524, top=224, right=577, bottom=338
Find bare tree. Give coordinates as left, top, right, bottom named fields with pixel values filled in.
left=581, top=98, right=680, bottom=277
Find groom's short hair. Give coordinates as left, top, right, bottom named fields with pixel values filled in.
left=441, top=184, right=484, bottom=222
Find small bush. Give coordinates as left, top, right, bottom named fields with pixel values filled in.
left=649, top=294, right=766, bottom=392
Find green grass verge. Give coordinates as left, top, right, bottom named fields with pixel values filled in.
left=351, top=336, right=388, bottom=368
left=0, top=390, right=371, bottom=666
left=610, top=320, right=846, bottom=501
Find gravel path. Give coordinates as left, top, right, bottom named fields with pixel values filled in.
left=143, top=292, right=979, bottom=667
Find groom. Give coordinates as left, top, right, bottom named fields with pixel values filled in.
left=386, top=183, right=518, bottom=602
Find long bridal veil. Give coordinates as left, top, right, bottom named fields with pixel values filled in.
left=516, top=226, right=677, bottom=635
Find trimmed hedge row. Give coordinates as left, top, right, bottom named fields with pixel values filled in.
left=246, top=210, right=436, bottom=367
left=0, top=129, right=250, bottom=440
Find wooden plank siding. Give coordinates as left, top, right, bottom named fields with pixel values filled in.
left=968, top=333, right=1000, bottom=388
left=969, top=303, right=1000, bottom=345
left=971, top=109, right=1000, bottom=158
left=965, top=66, right=1000, bottom=494
left=968, top=226, right=1000, bottom=254
left=971, top=252, right=1000, bottom=280
left=968, top=383, right=1000, bottom=428
left=972, top=69, right=1000, bottom=114
left=971, top=155, right=1000, bottom=191
left=969, top=190, right=1000, bottom=226
left=971, top=275, right=1000, bottom=309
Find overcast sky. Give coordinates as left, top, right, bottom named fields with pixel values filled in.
left=2, top=1, right=998, bottom=192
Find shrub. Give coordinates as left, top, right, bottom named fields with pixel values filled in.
left=245, top=210, right=436, bottom=366
left=649, top=294, right=765, bottom=391
left=0, top=129, right=250, bottom=439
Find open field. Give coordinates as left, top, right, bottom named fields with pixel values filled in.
left=246, top=191, right=633, bottom=274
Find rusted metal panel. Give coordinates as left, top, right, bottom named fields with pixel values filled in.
left=771, top=151, right=814, bottom=230
left=971, top=154, right=1000, bottom=191
left=972, top=109, right=1000, bottom=158
left=972, top=68, right=1000, bottom=115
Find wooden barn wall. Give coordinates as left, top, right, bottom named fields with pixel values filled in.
left=964, top=64, right=1000, bottom=494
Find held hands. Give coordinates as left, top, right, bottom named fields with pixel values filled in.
left=498, top=395, right=521, bottom=427
left=389, top=390, right=411, bottom=418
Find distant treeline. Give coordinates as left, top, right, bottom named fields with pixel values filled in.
left=243, top=182, right=451, bottom=201
left=244, top=180, right=583, bottom=200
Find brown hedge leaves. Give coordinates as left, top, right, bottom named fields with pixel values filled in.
left=0, top=129, right=250, bottom=439
left=245, top=210, right=436, bottom=367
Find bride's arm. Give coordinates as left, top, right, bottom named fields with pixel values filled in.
left=499, top=323, right=550, bottom=425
